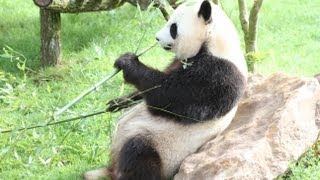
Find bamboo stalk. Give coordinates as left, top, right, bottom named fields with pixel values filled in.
left=53, top=69, right=120, bottom=119
left=137, top=42, right=158, bottom=56
left=53, top=42, right=157, bottom=119
left=0, top=43, right=159, bottom=134
left=0, top=111, right=106, bottom=134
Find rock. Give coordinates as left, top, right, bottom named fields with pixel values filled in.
left=315, top=73, right=320, bottom=83
left=175, top=73, right=320, bottom=180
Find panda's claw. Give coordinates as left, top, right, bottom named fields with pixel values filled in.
left=106, top=97, right=134, bottom=112
left=106, top=91, right=144, bottom=112
left=114, top=52, right=139, bottom=70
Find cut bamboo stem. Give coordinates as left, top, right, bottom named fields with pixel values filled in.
left=53, top=69, right=120, bottom=119
left=52, top=42, right=157, bottom=119
left=0, top=111, right=106, bottom=134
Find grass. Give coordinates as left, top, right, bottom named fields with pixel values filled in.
left=278, top=140, right=320, bottom=180
left=0, top=0, right=319, bottom=179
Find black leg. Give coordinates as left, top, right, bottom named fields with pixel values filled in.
left=118, top=136, right=162, bottom=180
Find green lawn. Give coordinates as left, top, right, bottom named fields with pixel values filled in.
left=0, top=0, right=319, bottom=179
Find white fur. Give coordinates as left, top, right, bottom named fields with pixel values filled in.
left=156, top=2, right=208, bottom=60
left=156, top=1, right=248, bottom=79
left=111, top=103, right=237, bottom=178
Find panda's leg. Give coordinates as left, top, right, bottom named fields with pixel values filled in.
left=118, top=136, right=162, bottom=180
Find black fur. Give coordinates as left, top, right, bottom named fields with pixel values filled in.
left=198, top=0, right=212, bottom=23
left=114, top=46, right=246, bottom=124
left=117, top=136, right=162, bottom=180
left=170, top=23, right=177, bottom=39
left=106, top=58, right=183, bottom=112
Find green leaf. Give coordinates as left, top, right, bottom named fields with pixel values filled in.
left=175, top=0, right=186, bottom=5
left=185, top=1, right=197, bottom=6
left=16, top=62, right=26, bottom=71
left=28, top=155, right=33, bottom=165
left=0, top=54, right=13, bottom=59
left=4, top=45, right=14, bottom=51
left=0, top=146, right=11, bottom=156
left=46, top=84, right=52, bottom=94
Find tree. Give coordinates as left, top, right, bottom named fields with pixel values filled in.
left=238, top=0, right=264, bottom=53
left=34, top=0, right=263, bottom=67
left=33, top=0, right=164, bottom=67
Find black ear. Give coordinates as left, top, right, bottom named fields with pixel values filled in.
left=198, top=0, right=212, bottom=23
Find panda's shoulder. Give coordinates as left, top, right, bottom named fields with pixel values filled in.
left=195, top=54, right=242, bottom=75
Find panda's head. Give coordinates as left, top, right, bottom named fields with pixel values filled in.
left=156, top=0, right=212, bottom=59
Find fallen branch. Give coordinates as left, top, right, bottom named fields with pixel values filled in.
left=33, top=0, right=127, bottom=13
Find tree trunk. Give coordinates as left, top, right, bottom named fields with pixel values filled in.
left=238, top=0, right=249, bottom=41
left=238, top=0, right=263, bottom=53
left=34, top=0, right=52, bottom=7
left=247, top=0, right=263, bottom=53
left=40, top=9, right=61, bottom=66
left=35, top=0, right=178, bottom=67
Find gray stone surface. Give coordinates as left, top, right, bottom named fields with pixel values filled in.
left=175, top=73, right=320, bottom=180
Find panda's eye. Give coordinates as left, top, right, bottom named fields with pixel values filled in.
left=170, top=23, right=178, bottom=39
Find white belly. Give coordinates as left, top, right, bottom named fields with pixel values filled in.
left=111, top=103, right=237, bottom=178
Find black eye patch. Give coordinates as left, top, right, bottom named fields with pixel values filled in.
left=170, top=23, right=177, bottom=39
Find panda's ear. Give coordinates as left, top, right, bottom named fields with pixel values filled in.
left=198, top=0, right=212, bottom=24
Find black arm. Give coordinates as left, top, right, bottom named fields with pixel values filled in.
left=115, top=53, right=168, bottom=93
left=106, top=56, right=182, bottom=112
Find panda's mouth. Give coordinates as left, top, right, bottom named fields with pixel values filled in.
left=163, top=44, right=172, bottom=51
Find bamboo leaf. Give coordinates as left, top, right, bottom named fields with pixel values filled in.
left=175, top=0, right=186, bottom=5
left=0, top=146, right=10, bottom=156
left=14, top=150, right=21, bottom=160
left=0, top=54, right=13, bottom=59
left=28, top=155, right=33, bottom=165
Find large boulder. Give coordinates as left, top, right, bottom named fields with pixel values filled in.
left=315, top=73, right=320, bottom=83
left=175, top=73, right=320, bottom=180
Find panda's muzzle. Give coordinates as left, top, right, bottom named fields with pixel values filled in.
left=155, top=37, right=172, bottom=50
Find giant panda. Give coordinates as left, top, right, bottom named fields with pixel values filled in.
left=84, top=0, right=247, bottom=179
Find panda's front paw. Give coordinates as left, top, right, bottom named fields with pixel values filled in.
left=114, top=52, right=139, bottom=70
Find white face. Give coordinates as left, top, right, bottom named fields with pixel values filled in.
left=156, top=1, right=210, bottom=59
